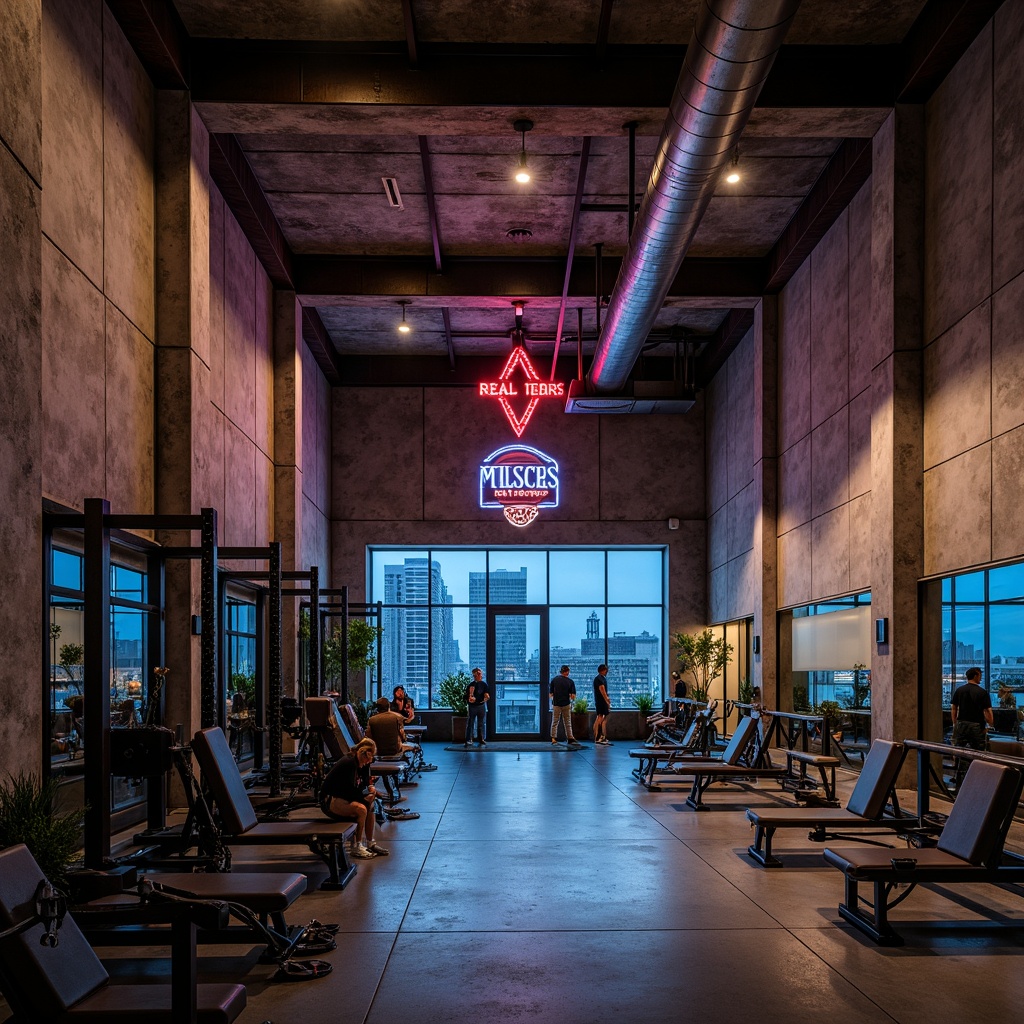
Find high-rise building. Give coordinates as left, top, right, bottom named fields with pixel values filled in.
left=381, top=558, right=453, bottom=707
left=469, top=568, right=528, bottom=679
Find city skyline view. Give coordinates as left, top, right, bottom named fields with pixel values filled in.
left=372, top=549, right=665, bottom=712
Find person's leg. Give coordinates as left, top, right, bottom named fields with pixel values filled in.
left=566, top=706, right=576, bottom=743
left=328, top=797, right=368, bottom=848
left=479, top=707, right=487, bottom=744
left=363, top=795, right=389, bottom=855
left=551, top=704, right=559, bottom=741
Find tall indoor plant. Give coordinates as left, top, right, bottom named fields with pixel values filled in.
left=672, top=628, right=733, bottom=703
left=438, top=670, right=470, bottom=744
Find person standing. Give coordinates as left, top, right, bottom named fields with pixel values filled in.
left=951, top=666, right=993, bottom=788
left=465, top=667, right=490, bottom=747
left=550, top=665, right=579, bottom=746
left=592, top=664, right=612, bottom=745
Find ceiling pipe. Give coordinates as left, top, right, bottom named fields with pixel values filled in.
left=586, top=0, right=802, bottom=394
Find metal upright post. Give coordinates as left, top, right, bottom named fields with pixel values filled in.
left=199, top=508, right=218, bottom=729
left=341, top=587, right=349, bottom=705
left=83, top=498, right=112, bottom=868
left=309, top=566, right=320, bottom=698
left=268, top=542, right=282, bottom=797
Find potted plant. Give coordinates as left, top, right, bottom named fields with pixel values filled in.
left=571, top=696, right=590, bottom=740
left=632, top=693, right=656, bottom=737
left=0, top=772, right=82, bottom=887
left=438, top=670, right=471, bottom=744
left=322, top=618, right=383, bottom=695
left=672, top=628, right=732, bottom=706
left=815, top=700, right=843, bottom=748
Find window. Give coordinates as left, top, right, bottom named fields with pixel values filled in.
left=942, top=563, right=1024, bottom=740
left=225, top=598, right=257, bottom=762
left=369, top=547, right=666, bottom=709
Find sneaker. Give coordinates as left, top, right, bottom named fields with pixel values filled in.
left=478, top=740, right=487, bottom=747
left=367, top=842, right=390, bottom=856
left=567, top=739, right=579, bottom=747
left=464, top=742, right=471, bottom=748
left=350, top=844, right=377, bottom=859
left=551, top=739, right=559, bottom=745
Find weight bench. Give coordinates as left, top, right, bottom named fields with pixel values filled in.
left=631, top=715, right=765, bottom=797
left=746, top=739, right=917, bottom=867
left=192, top=726, right=357, bottom=890
left=77, top=870, right=312, bottom=965
left=629, top=706, right=721, bottom=787
left=780, top=749, right=842, bottom=805
left=824, top=758, right=1024, bottom=944
left=305, top=697, right=407, bottom=803
left=0, top=844, right=245, bottom=1024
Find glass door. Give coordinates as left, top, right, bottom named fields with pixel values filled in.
left=487, top=606, right=548, bottom=739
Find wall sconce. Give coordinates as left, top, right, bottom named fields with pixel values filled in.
left=397, top=300, right=412, bottom=334
left=875, top=617, right=889, bottom=644
left=667, top=517, right=680, bottom=530
left=753, top=635, right=761, bottom=655
left=513, top=118, right=533, bottom=184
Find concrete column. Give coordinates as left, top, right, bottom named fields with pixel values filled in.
left=870, top=107, right=925, bottom=746
left=752, top=297, right=779, bottom=706
left=154, top=91, right=211, bottom=743
left=0, top=0, right=43, bottom=779
left=273, top=292, right=303, bottom=693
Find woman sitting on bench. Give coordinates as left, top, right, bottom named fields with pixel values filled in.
left=319, top=738, right=389, bottom=860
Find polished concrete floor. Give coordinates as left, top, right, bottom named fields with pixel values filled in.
left=5, top=741, right=1024, bottom=1023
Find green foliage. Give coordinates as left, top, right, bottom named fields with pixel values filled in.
left=631, top=693, right=656, bottom=714
left=838, top=663, right=871, bottom=710
left=815, top=700, right=842, bottom=725
left=230, top=671, right=256, bottom=707
left=352, top=698, right=377, bottom=730
left=672, top=629, right=733, bottom=701
left=58, top=642, right=84, bottom=691
left=437, top=670, right=471, bottom=716
left=571, top=696, right=590, bottom=714
left=298, top=608, right=310, bottom=643
left=322, top=619, right=383, bottom=683
left=792, top=685, right=811, bottom=714
left=0, top=773, right=82, bottom=886
left=738, top=677, right=754, bottom=704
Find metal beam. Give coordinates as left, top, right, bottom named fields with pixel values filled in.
left=295, top=255, right=765, bottom=301
left=763, top=136, right=872, bottom=293
left=595, top=0, right=615, bottom=64
left=401, top=0, right=419, bottom=68
left=419, top=136, right=443, bottom=273
left=898, top=0, right=1004, bottom=102
left=550, top=137, right=592, bottom=380
left=105, top=0, right=189, bottom=89
left=189, top=42, right=896, bottom=115
left=208, top=133, right=294, bottom=288
left=441, top=307, right=456, bottom=370
left=301, top=307, right=342, bottom=384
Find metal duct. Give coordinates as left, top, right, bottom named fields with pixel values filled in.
left=587, top=0, right=801, bottom=394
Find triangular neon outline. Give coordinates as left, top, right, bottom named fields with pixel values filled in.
left=494, top=346, right=542, bottom=435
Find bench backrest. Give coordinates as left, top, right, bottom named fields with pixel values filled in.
left=722, top=715, right=757, bottom=765
left=305, top=697, right=351, bottom=759
left=846, top=739, right=904, bottom=818
left=192, top=726, right=259, bottom=835
left=337, top=705, right=364, bottom=748
left=0, top=845, right=109, bottom=1017
left=938, top=759, right=1022, bottom=865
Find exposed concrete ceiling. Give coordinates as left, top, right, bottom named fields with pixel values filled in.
left=124, top=0, right=997, bottom=384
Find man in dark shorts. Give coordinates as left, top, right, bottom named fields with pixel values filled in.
left=593, top=664, right=612, bottom=745
left=950, top=666, right=993, bottom=788
left=549, top=665, right=579, bottom=746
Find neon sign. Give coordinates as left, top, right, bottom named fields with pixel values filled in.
left=479, top=444, right=559, bottom=527
left=479, top=347, right=564, bottom=438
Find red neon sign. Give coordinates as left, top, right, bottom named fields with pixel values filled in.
left=479, top=347, right=564, bottom=437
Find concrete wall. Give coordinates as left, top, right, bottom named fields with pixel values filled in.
left=922, top=11, right=1024, bottom=576
left=330, top=386, right=706, bottom=637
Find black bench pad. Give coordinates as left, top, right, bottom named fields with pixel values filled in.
left=56, top=982, right=246, bottom=1023
left=146, top=871, right=307, bottom=912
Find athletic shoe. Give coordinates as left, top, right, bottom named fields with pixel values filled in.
left=367, top=842, right=390, bottom=856
left=551, top=739, right=559, bottom=745
left=350, top=845, right=377, bottom=859
left=478, top=740, right=488, bottom=746
left=464, top=742, right=471, bottom=748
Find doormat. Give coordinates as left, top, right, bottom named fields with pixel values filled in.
left=445, top=742, right=591, bottom=752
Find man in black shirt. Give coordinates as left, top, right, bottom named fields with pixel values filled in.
left=593, top=664, right=611, bottom=745
left=549, top=665, right=579, bottom=746
left=951, top=666, right=993, bottom=788
left=466, top=668, right=490, bottom=747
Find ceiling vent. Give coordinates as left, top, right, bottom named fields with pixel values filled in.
left=382, top=177, right=404, bottom=210
left=564, top=378, right=696, bottom=414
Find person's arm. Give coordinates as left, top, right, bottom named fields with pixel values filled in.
left=984, top=707, right=994, bottom=727
left=599, top=684, right=609, bottom=703
left=483, top=686, right=490, bottom=703
left=950, top=692, right=958, bottom=724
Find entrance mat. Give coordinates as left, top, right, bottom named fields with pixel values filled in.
left=445, top=742, right=590, bottom=752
